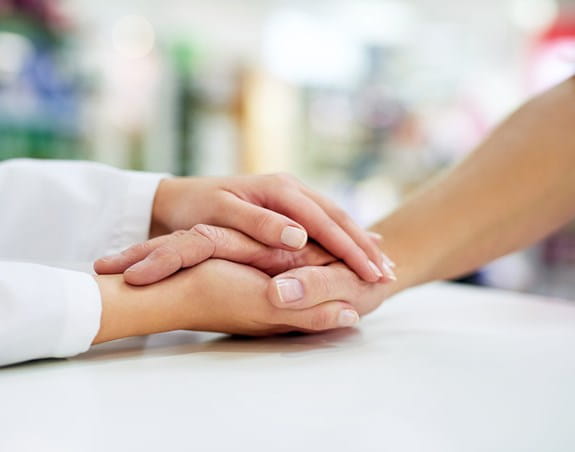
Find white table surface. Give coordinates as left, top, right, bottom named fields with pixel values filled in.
left=1, top=282, right=575, bottom=452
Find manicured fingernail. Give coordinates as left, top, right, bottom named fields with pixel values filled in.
left=275, top=278, right=304, bottom=304
left=338, top=309, right=360, bottom=327
left=381, top=252, right=396, bottom=268
left=368, top=260, right=384, bottom=279
left=381, top=260, right=397, bottom=281
left=368, top=232, right=383, bottom=241
left=281, top=226, right=308, bottom=249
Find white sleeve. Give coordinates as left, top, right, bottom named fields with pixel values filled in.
left=0, top=262, right=101, bottom=367
left=0, top=159, right=168, bottom=264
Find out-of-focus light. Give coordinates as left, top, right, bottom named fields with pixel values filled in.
left=262, top=10, right=363, bottom=87
left=0, top=32, right=32, bottom=81
left=336, top=0, right=416, bottom=45
left=509, top=0, right=558, bottom=32
left=529, top=38, right=575, bottom=93
left=111, top=15, right=156, bottom=60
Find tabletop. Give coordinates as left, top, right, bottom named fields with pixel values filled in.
left=1, top=282, right=575, bottom=452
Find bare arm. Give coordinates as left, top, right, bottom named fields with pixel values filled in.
left=266, top=78, right=575, bottom=314
left=93, top=259, right=360, bottom=345
left=372, top=77, right=575, bottom=294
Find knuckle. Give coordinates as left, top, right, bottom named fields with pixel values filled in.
left=263, top=249, right=300, bottom=274
left=150, top=245, right=178, bottom=260
left=190, top=224, right=222, bottom=255
left=122, top=241, right=152, bottom=258
left=191, top=224, right=218, bottom=241
left=280, top=250, right=301, bottom=270
left=307, top=267, right=333, bottom=295
left=309, top=310, right=331, bottom=331
left=171, top=229, right=188, bottom=238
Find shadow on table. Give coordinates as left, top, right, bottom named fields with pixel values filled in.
left=71, top=327, right=364, bottom=364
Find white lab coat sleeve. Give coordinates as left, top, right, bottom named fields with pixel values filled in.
left=0, top=159, right=170, bottom=366
left=0, top=262, right=101, bottom=367
left=0, top=159, right=168, bottom=263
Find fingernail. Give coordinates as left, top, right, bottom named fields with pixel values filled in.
left=381, top=260, right=397, bottom=281
left=338, top=309, right=360, bottom=327
left=275, top=278, right=304, bottom=304
left=368, top=260, right=384, bottom=279
left=281, top=226, right=307, bottom=249
left=381, top=252, right=396, bottom=269
left=368, top=232, right=383, bottom=241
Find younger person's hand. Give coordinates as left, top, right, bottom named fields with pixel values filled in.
left=145, top=174, right=391, bottom=282
left=94, top=259, right=362, bottom=344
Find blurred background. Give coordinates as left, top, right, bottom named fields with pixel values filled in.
left=1, top=0, right=574, bottom=298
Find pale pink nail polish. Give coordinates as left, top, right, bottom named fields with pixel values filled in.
left=281, top=226, right=307, bottom=249
left=368, top=260, right=384, bottom=279
left=338, top=310, right=359, bottom=327
left=368, top=232, right=383, bottom=241
left=381, top=253, right=396, bottom=269
left=275, top=278, right=304, bottom=304
left=381, top=260, right=397, bottom=281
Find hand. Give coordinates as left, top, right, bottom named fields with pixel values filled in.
left=146, top=174, right=391, bottom=282
left=94, top=259, right=362, bottom=344
left=265, top=261, right=402, bottom=317
left=94, top=224, right=338, bottom=285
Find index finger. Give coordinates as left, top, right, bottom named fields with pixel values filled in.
left=300, top=186, right=396, bottom=278
left=267, top=192, right=386, bottom=282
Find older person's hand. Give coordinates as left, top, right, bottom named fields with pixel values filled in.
left=95, top=225, right=339, bottom=285
left=95, top=222, right=395, bottom=286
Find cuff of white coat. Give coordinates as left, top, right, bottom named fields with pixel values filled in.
left=53, top=270, right=102, bottom=358
left=111, top=170, right=171, bottom=253
left=0, top=263, right=103, bottom=366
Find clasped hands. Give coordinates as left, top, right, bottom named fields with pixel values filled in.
left=92, top=174, right=398, bottom=342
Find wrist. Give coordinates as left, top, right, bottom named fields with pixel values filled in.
left=150, top=178, right=177, bottom=238
left=370, top=215, right=434, bottom=297
left=92, top=272, right=201, bottom=344
left=93, top=275, right=140, bottom=344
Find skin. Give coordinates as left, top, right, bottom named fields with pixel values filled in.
left=94, top=223, right=394, bottom=285
left=93, top=260, right=360, bottom=344
left=269, top=77, right=575, bottom=312
left=100, top=173, right=390, bottom=282
left=93, top=77, right=575, bottom=344
left=96, top=225, right=337, bottom=284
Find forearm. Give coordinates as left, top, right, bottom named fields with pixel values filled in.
left=372, top=77, right=575, bottom=293
left=93, top=274, right=193, bottom=344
